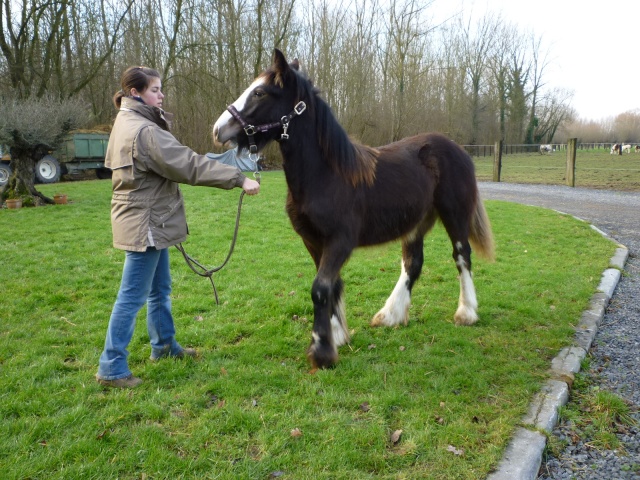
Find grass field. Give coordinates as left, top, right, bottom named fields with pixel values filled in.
left=473, top=148, right=640, bottom=191
left=0, top=172, right=618, bottom=479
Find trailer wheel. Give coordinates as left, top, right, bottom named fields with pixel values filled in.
left=35, top=155, right=62, bottom=184
left=0, top=163, right=11, bottom=187
left=95, top=167, right=112, bottom=179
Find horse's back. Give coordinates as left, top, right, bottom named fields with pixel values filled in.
left=380, top=133, right=480, bottom=220
left=380, top=132, right=472, bottom=164
left=378, top=133, right=476, bottom=190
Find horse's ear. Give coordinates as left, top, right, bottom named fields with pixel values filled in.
left=273, top=49, right=288, bottom=73
left=290, top=58, right=300, bottom=71
left=273, top=49, right=293, bottom=87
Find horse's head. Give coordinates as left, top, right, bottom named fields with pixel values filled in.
left=213, top=49, right=303, bottom=152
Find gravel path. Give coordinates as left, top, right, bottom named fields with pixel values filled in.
left=478, top=182, right=640, bottom=480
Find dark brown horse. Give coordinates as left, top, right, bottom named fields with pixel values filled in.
left=213, top=49, right=495, bottom=369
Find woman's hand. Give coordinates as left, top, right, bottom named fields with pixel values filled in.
left=242, top=177, right=260, bottom=195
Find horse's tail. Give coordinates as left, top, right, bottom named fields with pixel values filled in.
left=469, top=194, right=495, bottom=261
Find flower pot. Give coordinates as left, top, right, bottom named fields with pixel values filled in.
left=53, top=194, right=68, bottom=205
left=5, top=198, right=22, bottom=209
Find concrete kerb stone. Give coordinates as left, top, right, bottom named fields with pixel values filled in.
left=610, top=247, right=629, bottom=270
left=574, top=310, right=601, bottom=352
left=486, top=226, right=629, bottom=480
left=486, top=428, right=547, bottom=480
left=521, top=379, right=570, bottom=432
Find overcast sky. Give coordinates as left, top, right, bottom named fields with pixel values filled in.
left=431, top=0, right=639, bottom=121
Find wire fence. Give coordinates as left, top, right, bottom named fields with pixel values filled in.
left=462, top=143, right=635, bottom=157
left=468, top=142, right=640, bottom=191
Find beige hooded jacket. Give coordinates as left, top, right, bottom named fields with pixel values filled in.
left=105, top=97, right=247, bottom=252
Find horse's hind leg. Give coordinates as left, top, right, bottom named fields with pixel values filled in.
left=452, top=240, right=478, bottom=325
left=371, top=218, right=434, bottom=327
left=439, top=216, right=479, bottom=325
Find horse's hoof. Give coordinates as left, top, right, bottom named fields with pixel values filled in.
left=370, top=312, right=385, bottom=327
left=371, top=309, right=408, bottom=327
left=454, top=307, right=478, bottom=326
left=307, top=343, right=338, bottom=369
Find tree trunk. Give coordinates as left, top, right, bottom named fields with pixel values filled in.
left=8, top=155, right=53, bottom=205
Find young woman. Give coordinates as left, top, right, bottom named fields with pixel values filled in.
left=96, top=66, right=260, bottom=388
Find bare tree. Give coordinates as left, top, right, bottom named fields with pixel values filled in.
left=612, top=110, right=640, bottom=143
left=506, top=38, right=530, bottom=143
left=487, top=21, right=518, bottom=141
left=524, top=33, right=551, bottom=143
left=0, top=0, right=133, bottom=100
left=0, top=0, right=577, bottom=164
left=381, top=0, right=433, bottom=141
left=532, top=87, right=574, bottom=143
left=458, top=13, right=498, bottom=144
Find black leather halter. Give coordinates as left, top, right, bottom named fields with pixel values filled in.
left=226, top=101, right=306, bottom=154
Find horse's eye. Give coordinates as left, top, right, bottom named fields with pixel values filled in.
left=253, top=89, right=265, bottom=98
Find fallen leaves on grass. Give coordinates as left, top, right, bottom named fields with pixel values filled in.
left=390, top=429, right=403, bottom=445
left=447, top=445, right=464, bottom=456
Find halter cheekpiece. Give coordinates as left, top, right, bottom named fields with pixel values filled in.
left=226, top=101, right=306, bottom=155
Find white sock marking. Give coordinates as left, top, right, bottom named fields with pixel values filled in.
left=372, top=261, right=411, bottom=326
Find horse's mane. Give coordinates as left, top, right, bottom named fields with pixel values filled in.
left=270, top=68, right=378, bottom=187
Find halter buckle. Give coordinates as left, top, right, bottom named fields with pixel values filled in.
left=244, top=125, right=256, bottom=136
left=294, top=101, right=306, bottom=115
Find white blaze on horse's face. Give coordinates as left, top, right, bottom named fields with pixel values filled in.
left=213, top=76, right=268, bottom=145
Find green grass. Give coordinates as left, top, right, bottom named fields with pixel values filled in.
left=473, top=149, right=640, bottom=191
left=0, top=172, right=617, bottom=479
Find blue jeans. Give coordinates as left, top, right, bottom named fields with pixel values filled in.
left=97, top=247, right=185, bottom=380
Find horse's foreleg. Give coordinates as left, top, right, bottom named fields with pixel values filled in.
left=308, top=275, right=338, bottom=368
left=452, top=241, right=479, bottom=325
left=330, top=277, right=349, bottom=347
left=371, top=234, right=424, bottom=327
left=308, top=244, right=352, bottom=369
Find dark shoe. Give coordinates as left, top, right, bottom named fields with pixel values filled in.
left=176, top=347, right=198, bottom=359
left=96, top=374, right=143, bottom=389
left=150, top=347, right=198, bottom=362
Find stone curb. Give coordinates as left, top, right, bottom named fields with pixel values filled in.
left=486, top=235, right=628, bottom=480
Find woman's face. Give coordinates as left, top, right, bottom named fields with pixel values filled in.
left=132, top=77, right=164, bottom=108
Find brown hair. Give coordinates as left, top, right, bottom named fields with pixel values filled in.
left=113, top=66, right=161, bottom=108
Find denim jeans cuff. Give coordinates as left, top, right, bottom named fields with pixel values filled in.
left=96, top=371, right=133, bottom=381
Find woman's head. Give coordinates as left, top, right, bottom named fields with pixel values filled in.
left=113, top=66, right=164, bottom=109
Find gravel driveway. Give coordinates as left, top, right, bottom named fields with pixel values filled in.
left=478, top=182, right=640, bottom=479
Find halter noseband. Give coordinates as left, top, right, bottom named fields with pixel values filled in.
left=226, top=101, right=306, bottom=155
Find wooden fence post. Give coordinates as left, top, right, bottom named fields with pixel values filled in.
left=566, top=138, right=577, bottom=187
left=493, top=140, right=503, bottom=182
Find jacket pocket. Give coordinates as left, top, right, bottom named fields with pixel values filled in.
left=150, top=192, right=184, bottom=228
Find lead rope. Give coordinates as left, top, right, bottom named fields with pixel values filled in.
left=176, top=163, right=261, bottom=305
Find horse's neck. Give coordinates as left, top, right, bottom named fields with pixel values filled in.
left=280, top=131, right=326, bottom=199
